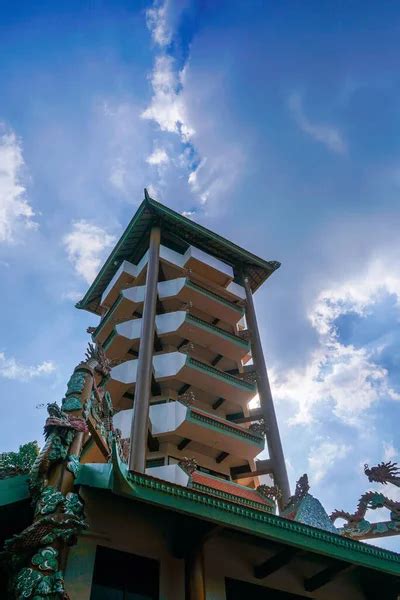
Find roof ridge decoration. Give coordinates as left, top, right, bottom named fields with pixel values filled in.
left=76, top=189, right=281, bottom=314
left=281, top=474, right=338, bottom=535
left=330, top=461, right=400, bottom=540
left=101, top=448, right=400, bottom=576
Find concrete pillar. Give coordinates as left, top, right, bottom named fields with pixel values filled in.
left=187, top=547, right=206, bottom=600
left=243, top=276, right=290, bottom=509
left=129, top=226, right=161, bottom=473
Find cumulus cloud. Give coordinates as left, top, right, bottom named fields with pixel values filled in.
left=146, top=147, right=169, bottom=166
left=63, top=220, right=116, bottom=284
left=141, top=1, right=246, bottom=212
left=272, top=254, right=400, bottom=425
left=141, top=55, right=195, bottom=141
left=0, top=126, right=37, bottom=242
left=310, top=256, right=400, bottom=336
left=146, top=0, right=172, bottom=47
left=308, top=440, right=350, bottom=483
left=289, top=93, right=347, bottom=155
left=0, top=352, right=55, bottom=381
left=145, top=0, right=191, bottom=48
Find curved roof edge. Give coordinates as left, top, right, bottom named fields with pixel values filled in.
left=76, top=191, right=281, bottom=315
left=75, top=455, right=400, bottom=578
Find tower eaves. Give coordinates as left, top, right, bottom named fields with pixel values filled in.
left=76, top=191, right=280, bottom=315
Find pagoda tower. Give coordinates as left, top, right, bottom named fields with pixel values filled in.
left=2, top=192, right=400, bottom=600
left=78, top=190, right=290, bottom=507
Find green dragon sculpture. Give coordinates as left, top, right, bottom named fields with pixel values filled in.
left=1, top=340, right=117, bottom=599
left=330, top=461, right=400, bottom=539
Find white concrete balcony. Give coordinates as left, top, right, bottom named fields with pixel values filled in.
left=113, top=400, right=264, bottom=461
left=103, top=310, right=251, bottom=364
left=94, top=285, right=145, bottom=345
left=108, top=351, right=257, bottom=411
left=95, top=277, right=245, bottom=349
left=100, top=243, right=244, bottom=309
left=159, top=278, right=245, bottom=326
left=101, top=253, right=148, bottom=308
left=151, top=401, right=264, bottom=460
left=144, top=463, right=189, bottom=486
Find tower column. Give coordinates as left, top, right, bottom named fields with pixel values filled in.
left=129, top=225, right=161, bottom=473
left=243, top=275, right=290, bottom=508
left=187, top=546, right=206, bottom=600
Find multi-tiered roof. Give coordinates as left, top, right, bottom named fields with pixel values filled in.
left=79, top=192, right=281, bottom=506
left=1, top=193, right=400, bottom=599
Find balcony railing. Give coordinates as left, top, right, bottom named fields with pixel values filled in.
left=186, top=279, right=244, bottom=313
left=187, top=406, right=264, bottom=446
left=186, top=357, right=256, bottom=393
left=186, top=314, right=249, bottom=348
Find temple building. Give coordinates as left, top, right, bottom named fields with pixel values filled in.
left=0, top=192, right=399, bottom=599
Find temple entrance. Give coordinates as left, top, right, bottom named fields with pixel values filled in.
left=225, top=577, right=311, bottom=599
left=90, top=546, right=159, bottom=599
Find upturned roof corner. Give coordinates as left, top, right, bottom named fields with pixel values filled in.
left=76, top=193, right=281, bottom=315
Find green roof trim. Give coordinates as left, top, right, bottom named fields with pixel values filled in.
left=76, top=455, right=400, bottom=577
left=76, top=193, right=280, bottom=315
left=190, top=482, right=274, bottom=513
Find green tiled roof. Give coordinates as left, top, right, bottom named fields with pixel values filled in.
left=76, top=191, right=280, bottom=315
left=75, top=452, right=400, bottom=578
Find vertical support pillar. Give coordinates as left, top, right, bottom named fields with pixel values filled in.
left=187, top=547, right=206, bottom=600
left=129, top=225, right=161, bottom=473
left=243, top=275, right=290, bottom=508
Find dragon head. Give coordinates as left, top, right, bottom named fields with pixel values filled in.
left=364, top=461, right=400, bottom=484
left=85, top=342, right=112, bottom=378
left=47, top=402, right=63, bottom=418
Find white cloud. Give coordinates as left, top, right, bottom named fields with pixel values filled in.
left=274, top=341, right=398, bottom=426
left=99, top=100, right=152, bottom=197
left=310, top=256, right=400, bottom=336
left=383, top=441, right=398, bottom=462
left=146, top=0, right=172, bottom=47
left=0, top=352, right=55, bottom=381
left=61, top=290, right=83, bottom=302
left=0, top=126, right=37, bottom=242
left=272, top=255, right=400, bottom=426
left=146, top=184, right=160, bottom=199
left=63, top=220, right=116, bottom=284
left=142, top=1, right=242, bottom=211
left=289, top=93, right=347, bottom=155
left=109, top=157, right=128, bottom=193
left=146, top=147, right=169, bottom=166
left=181, top=210, right=195, bottom=219
left=145, top=0, right=190, bottom=48
left=187, top=148, right=244, bottom=208
left=141, top=54, right=195, bottom=142
left=308, top=440, right=350, bottom=483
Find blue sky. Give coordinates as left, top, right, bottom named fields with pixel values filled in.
left=1, top=1, right=400, bottom=550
